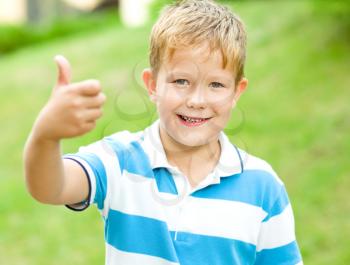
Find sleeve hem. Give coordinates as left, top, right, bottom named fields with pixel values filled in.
left=63, top=157, right=92, bottom=212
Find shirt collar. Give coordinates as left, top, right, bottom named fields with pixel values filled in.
left=141, top=119, right=244, bottom=178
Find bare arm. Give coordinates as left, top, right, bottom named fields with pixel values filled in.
left=23, top=133, right=89, bottom=205
left=23, top=55, right=106, bottom=205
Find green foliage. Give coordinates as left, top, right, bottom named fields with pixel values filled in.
left=312, top=0, right=350, bottom=42
left=0, top=10, right=120, bottom=55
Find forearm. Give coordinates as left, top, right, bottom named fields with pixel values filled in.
left=23, top=55, right=104, bottom=205
left=23, top=131, right=65, bottom=204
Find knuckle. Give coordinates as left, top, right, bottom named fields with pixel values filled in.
left=71, top=98, right=82, bottom=108
left=92, top=80, right=101, bottom=89
left=72, top=111, right=82, bottom=122
left=97, top=109, right=103, bottom=118
left=85, top=122, right=96, bottom=132
left=96, top=97, right=104, bottom=106
left=76, top=121, right=87, bottom=132
left=73, top=127, right=82, bottom=136
left=70, top=125, right=82, bottom=136
left=87, top=80, right=100, bottom=90
left=78, top=122, right=86, bottom=130
left=100, top=93, right=107, bottom=103
left=65, top=85, right=76, bottom=95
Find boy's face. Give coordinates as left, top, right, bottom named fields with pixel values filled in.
left=143, top=44, right=248, bottom=147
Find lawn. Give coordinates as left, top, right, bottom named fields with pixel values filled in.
left=0, top=1, right=349, bottom=264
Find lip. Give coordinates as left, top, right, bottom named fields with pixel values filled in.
left=176, top=114, right=211, bottom=127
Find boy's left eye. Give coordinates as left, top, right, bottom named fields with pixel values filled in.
left=210, top=82, right=225, bottom=88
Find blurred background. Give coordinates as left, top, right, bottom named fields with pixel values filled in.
left=0, top=0, right=349, bottom=264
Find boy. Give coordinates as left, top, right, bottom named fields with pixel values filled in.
left=24, top=0, right=303, bottom=264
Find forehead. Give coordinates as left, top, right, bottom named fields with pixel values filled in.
left=160, top=45, right=234, bottom=80
left=166, top=44, right=222, bottom=68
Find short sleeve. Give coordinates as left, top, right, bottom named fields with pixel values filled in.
left=255, top=185, right=303, bottom=265
left=63, top=139, right=121, bottom=216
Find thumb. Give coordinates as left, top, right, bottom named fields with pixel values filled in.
left=54, top=55, right=71, bottom=86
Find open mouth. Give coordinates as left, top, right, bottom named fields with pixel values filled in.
left=177, top=114, right=211, bottom=127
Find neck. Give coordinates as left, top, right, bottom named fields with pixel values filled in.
left=159, top=127, right=221, bottom=171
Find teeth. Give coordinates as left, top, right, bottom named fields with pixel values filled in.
left=181, top=115, right=205, bottom=123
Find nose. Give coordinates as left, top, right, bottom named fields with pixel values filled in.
left=186, top=86, right=207, bottom=109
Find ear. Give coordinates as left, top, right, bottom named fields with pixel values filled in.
left=142, top=68, right=157, bottom=103
left=232, top=77, right=248, bottom=108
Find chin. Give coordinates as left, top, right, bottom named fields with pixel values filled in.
left=178, top=138, right=207, bottom=147
left=171, top=131, right=214, bottom=147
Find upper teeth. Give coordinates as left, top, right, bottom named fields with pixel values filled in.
left=181, top=115, right=206, bottom=122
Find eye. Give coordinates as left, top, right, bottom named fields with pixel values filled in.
left=174, top=79, right=190, bottom=86
left=210, top=82, right=225, bottom=88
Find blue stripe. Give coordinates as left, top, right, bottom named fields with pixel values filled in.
left=153, top=168, right=178, bottom=194
left=192, top=170, right=288, bottom=216
left=70, top=152, right=107, bottom=210
left=263, top=185, right=290, bottom=222
left=106, top=209, right=179, bottom=262
left=170, top=231, right=256, bottom=265
left=104, top=137, right=154, bottom=179
left=255, top=241, right=302, bottom=265
left=105, top=209, right=258, bottom=265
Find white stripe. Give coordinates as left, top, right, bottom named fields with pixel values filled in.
left=105, top=243, right=180, bottom=265
left=107, top=129, right=143, bottom=143
left=256, top=204, right=296, bottom=251
left=111, top=171, right=266, bottom=245
left=111, top=171, right=170, bottom=221
left=169, top=196, right=265, bottom=245
left=296, top=262, right=303, bottom=265
left=243, top=153, right=283, bottom=185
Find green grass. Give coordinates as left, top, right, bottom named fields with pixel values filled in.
left=0, top=1, right=349, bottom=264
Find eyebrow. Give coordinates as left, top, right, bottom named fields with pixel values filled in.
left=206, top=74, right=234, bottom=85
left=165, top=71, right=193, bottom=79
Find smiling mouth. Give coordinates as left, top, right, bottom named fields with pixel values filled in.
left=177, top=114, right=211, bottom=127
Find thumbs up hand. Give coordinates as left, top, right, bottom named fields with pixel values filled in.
left=32, top=55, right=106, bottom=142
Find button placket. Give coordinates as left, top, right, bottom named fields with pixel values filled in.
left=170, top=169, right=191, bottom=241
left=174, top=194, right=189, bottom=241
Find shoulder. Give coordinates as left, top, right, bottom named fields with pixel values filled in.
left=87, top=129, right=144, bottom=147
left=219, top=132, right=282, bottom=187
left=231, top=149, right=290, bottom=217
left=104, top=130, right=144, bottom=144
left=76, top=129, right=145, bottom=158
left=100, top=129, right=147, bottom=158
left=234, top=148, right=286, bottom=203
left=240, top=149, right=283, bottom=186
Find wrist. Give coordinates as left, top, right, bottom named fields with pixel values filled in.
left=29, top=127, right=61, bottom=146
left=31, top=110, right=61, bottom=143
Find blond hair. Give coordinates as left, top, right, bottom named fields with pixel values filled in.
left=149, top=0, right=247, bottom=83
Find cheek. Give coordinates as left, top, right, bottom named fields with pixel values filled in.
left=215, top=106, right=233, bottom=123
left=210, top=92, right=235, bottom=114
left=157, top=85, right=183, bottom=105
left=209, top=85, right=234, bottom=100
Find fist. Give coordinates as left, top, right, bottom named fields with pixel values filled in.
left=33, top=55, right=106, bottom=141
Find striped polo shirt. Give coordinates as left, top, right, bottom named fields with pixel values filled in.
left=64, top=120, right=303, bottom=265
